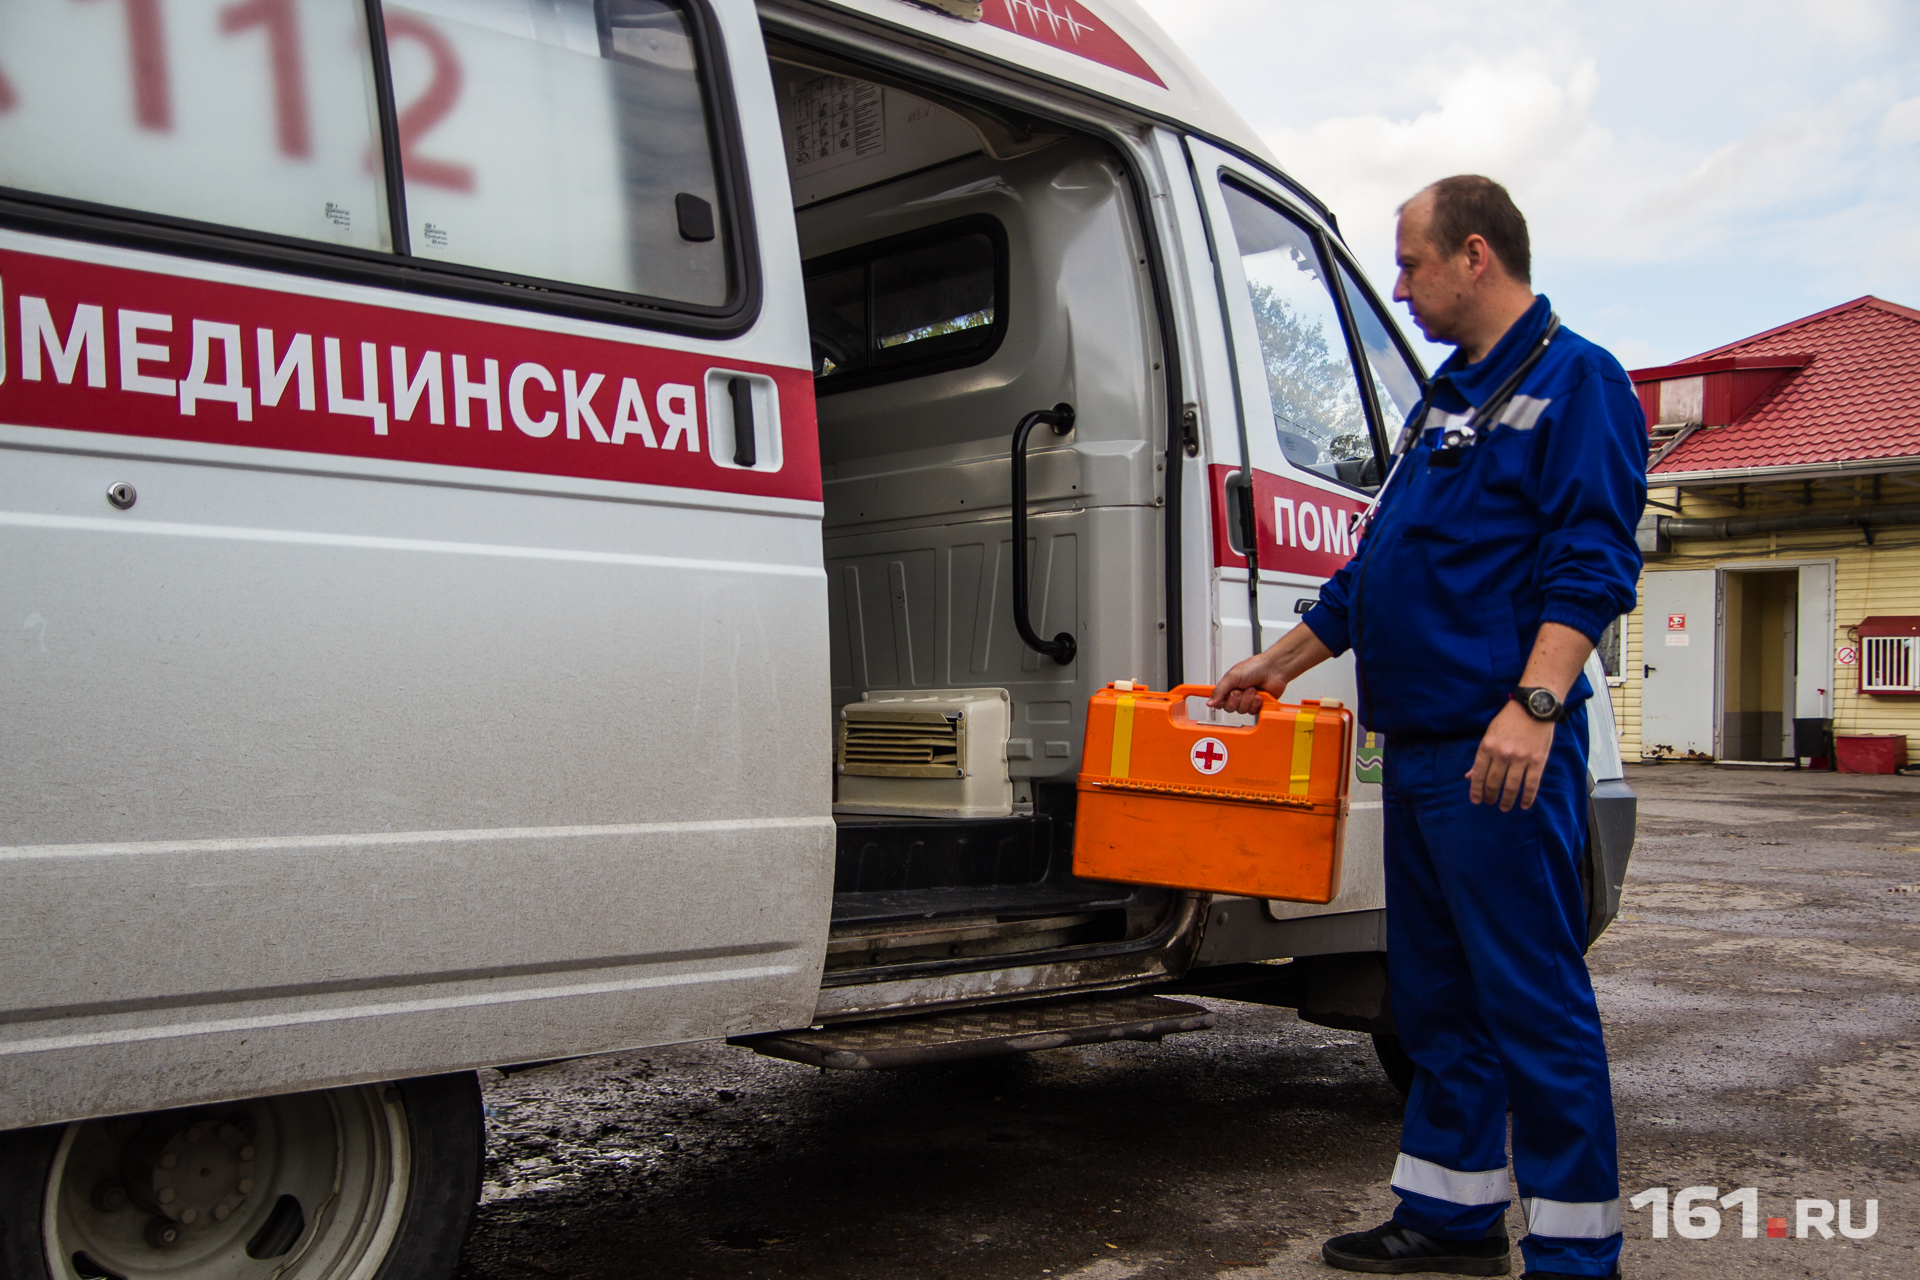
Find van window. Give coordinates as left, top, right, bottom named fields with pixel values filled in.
left=0, top=0, right=391, bottom=250
left=1336, top=261, right=1425, bottom=437
left=385, top=0, right=729, bottom=305
left=805, top=219, right=1004, bottom=388
left=1219, top=181, right=1373, bottom=484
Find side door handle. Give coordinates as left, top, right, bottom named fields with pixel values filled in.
left=729, top=376, right=756, bottom=467
left=1010, top=402, right=1076, bottom=666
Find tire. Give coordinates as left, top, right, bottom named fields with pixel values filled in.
left=0, top=1074, right=483, bottom=1280
left=1371, top=1031, right=1416, bottom=1096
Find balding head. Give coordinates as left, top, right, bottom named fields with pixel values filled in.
left=1392, top=176, right=1539, bottom=363
left=1401, top=175, right=1531, bottom=285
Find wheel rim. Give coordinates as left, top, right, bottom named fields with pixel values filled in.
left=42, top=1085, right=411, bottom=1280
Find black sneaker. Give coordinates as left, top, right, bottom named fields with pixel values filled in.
left=1322, top=1219, right=1512, bottom=1275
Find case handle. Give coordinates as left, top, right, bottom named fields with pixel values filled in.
left=1163, top=683, right=1278, bottom=730
left=1164, top=683, right=1278, bottom=705
left=1159, top=684, right=1342, bottom=729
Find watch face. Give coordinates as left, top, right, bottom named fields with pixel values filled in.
left=1526, top=689, right=1558, bottom=719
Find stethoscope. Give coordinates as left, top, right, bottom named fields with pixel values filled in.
left=1354, top=313, right=1561, bottom=537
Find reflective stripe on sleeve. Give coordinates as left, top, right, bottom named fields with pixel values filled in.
left=1390, top=1153, right=1510, bottom=1206
left=1497, top=394, right=1552, bottom=431
left=1522, top=1196, right=1623, bottom=1239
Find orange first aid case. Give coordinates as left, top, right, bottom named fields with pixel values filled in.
left=1071, top=682, right=1354, bottom=903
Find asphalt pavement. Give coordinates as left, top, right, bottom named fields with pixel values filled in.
left=453, top=764, right=1919, bottom=1280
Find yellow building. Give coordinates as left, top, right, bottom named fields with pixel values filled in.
left=1610, top=297, right=1920, bottom=767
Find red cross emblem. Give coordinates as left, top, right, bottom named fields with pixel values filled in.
left=1190, top=737, right=1228, bottom=775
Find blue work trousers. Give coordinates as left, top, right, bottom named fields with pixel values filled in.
left=1382, top=708, right=1622, bottom=1277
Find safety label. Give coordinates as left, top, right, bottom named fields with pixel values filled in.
left=1354, top=729, right=1383, bottom=785
left=789, top=75, right=885, bottom=172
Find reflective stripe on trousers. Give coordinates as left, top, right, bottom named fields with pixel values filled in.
left=1524, top=1196, right=1624, bottom=1239
left=1391, top=1153, right=1508, bottom=1207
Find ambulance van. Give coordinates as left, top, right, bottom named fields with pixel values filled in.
left=0, top=1, right=1636, bottom=1275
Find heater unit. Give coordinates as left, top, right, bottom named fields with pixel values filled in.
left=834, top=688, right=1013, bottom=818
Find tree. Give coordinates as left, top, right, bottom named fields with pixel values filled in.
left=1247, top=281, right=1368, bottom=461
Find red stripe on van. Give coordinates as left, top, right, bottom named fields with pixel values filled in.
left=0, top=246, right=821, bottom=503
left=981, top=1, right=1166, bottom=88
left=1209, top=463, right=1368, bottom=578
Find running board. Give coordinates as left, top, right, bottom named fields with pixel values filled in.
left=729, top=993, right=1214, bottom=1070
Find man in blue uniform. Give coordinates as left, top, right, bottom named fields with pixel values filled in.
left=1211, top=175, right=1645, bottom=1278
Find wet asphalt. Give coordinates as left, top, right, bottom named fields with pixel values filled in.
left=452, top=765, right=1919, bottom=1280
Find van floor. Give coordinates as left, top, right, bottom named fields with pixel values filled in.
left=828, top=809, right=1135, bottom=925
left=830, top=883, right=1136, bottom=926
left=823, top=806, right=1168, bottom=973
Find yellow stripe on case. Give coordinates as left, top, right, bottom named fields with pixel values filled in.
left=1109, top=695, right=1136, bottom=779
left=1289, top=710, right=1316, bottom=796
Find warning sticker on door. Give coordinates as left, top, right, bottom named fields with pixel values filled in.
left=789, top=75, right=885, bottom=172
left=1665, top=634, right=1691, bottom=646
left=1667, top=613, right=1687, bottom=630
left=1355, top=730, right=1383, bottom=785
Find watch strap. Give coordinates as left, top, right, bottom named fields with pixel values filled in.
left=1511, top=686, right=1566, bottom=722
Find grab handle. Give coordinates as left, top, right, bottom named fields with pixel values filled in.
left=1011, top=402, right=1077, bottom=665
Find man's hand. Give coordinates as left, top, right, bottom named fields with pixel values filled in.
left=1210, top=648, right=1291, bottom=715
left=1467, top=621, right=1593, bottom=810
left=1467, top=698, right=1558, bottom=811
left=1208, top=624, right=1334, bottom=716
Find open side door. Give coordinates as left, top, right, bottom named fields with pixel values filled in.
left=0, top=0, right=834, bottom=1129
left=1181, top=139, right=1427, bottom=921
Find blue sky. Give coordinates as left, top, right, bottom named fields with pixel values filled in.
left=1136, top=0, right=1920, bottom=371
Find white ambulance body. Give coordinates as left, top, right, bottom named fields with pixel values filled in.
left=0, top=2, right=1633, bottom=1275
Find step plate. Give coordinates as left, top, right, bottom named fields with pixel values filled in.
left=731, top=994, right=1215, bottom=1070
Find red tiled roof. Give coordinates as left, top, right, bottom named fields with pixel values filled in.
left=1642, top=296, right=1920, bottom=475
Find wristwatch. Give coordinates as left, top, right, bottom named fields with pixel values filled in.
left=1511, top=686, right=1567, bottom=722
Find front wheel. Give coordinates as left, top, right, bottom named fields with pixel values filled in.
left=0, top=1074, right=483, bottom=1280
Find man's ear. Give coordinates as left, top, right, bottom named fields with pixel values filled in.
left=1460, top=233, right=1494, bottom=283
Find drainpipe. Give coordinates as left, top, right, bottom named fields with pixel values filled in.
left=1638, top=501, right=1920, bottom=553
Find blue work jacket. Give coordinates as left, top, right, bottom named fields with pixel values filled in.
left=1302, top=297, right=1647, bottom=737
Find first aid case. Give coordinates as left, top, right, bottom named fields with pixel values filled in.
left=1071, top=682, right=1354, bottom=903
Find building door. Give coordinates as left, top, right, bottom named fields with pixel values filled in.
left=1642, top=570, right=1719, bottom=756
left=1721, top=569, right=1799, bottom=759
left=1796, top=562, right=1836, bottom=725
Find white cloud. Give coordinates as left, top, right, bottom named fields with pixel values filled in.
left=1879, top=96, right=1920, bottom=147
left=1264, top=52, right=1617, bottom=252
left=1132, top=0, right=1920, bottom=361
